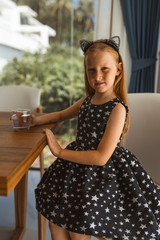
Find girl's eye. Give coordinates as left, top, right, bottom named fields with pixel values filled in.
left=102, top=67, right=108, bottom=71
left=88, top=68, right=95, bottom=72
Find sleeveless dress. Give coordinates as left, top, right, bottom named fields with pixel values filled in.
left=35, top=96, right=160, bottom=240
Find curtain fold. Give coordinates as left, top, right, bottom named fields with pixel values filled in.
left=120, top=0, right=160, bottom=93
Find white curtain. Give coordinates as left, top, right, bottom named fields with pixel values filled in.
left=94, top=0, right=132, bottom=90
left=94, top=0, right=111, bottom=40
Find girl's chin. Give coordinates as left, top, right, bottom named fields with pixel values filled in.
left=94, top=86, right=107, bottom=92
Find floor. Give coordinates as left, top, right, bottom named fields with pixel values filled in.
left=0, top=170, right=45, bottom=240
left=0, top=170, right=99, bottom=240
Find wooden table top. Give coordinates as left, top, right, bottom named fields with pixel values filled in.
left=0, top=111, right=55, bottom=196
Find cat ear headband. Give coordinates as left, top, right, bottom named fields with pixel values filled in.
left=80, top=36, right=121, bottom=62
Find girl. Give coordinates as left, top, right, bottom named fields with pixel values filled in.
left=34, top=37, right=160, bottom=240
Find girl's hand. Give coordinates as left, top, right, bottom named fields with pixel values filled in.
left=43, top=128, right=62, bottom=157
left=30, top=114, right=38, bottom=127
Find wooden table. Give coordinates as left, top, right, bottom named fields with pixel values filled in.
left=0, top=111, right=57, bottom=240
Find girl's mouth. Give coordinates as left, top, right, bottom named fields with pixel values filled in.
left=95, top=82, right=104, bottom=86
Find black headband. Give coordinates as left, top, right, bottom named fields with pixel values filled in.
left=80, top=36, right=121, bottom=62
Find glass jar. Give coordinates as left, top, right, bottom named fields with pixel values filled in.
left=11, top=109, right=31, bottom=130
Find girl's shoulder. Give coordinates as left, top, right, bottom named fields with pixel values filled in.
left=79, top=95, right=92, bottom=107
left=113, top=98, right=129, bottom=114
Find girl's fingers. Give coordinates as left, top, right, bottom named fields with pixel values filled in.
left=43, top=128, right=50, bottom=133
left=43, top=128, right=54, bottom=138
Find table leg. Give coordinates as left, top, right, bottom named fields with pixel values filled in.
left=40, top=151, right=44, bottom=178
left=38, top=212, right=46, bottom=240
left=12, top=172, right=28, bottom=240
left=39, top=151, right=47, bottom=240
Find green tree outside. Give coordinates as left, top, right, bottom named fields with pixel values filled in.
left=0, top=43, right=85, bottom=113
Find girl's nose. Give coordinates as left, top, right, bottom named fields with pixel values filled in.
left=95, top=71, right=102, bottom=81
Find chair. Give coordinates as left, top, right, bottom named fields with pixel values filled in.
left=123, top=93, right=160, bottom=186
left=0, top=85, right=42, bottom=112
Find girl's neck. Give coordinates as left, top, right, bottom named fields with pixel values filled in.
left=91, top=92, right=117, bottom=105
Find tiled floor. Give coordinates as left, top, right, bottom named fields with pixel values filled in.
left=0, top=170, right=99, bottom=240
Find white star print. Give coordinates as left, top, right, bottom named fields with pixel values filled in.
left=151, top=233, right=156, bottom=238
left=105, top=111, right=110, bottom=115
left=90, top=222, right=96, bottom=229
left=84, top=212, right=89, bottom=216
left=144, top=203, right=149, bottom=208
left=119, top=206, right=125, bottom=212
left=91, top=195, right=99, bottom=201
left=132, top=197, right=138, bottom=203
left=120, top=193, right=125, bottom=198
left=51, top=211, right=56, bottom=217
left=108, top=173, right=115, bottom=178
left=63, top=193, right=69, bottom=198
left=140, top=224, right=147, bottom=229
left=131, top=160, right=136, bottom=166
left=129, top=177, right=135, bottom=182
left=157, top=228, right=160, bottom=234
left=137, top=211, right=142, bottom=216
left=80, top=225, right=87, bottom=231
left=105, top=207, right=110, bottom=213
left=121, top=158, right=126, bottom=163
left=123, top=173, right=128, bottom=178
left=82, top=205, right=86, bottom=209
left=52, top=192, right=58, bottom=197
left=149, top=220, right=154, bottom=225
left=72, top=177, right=77, bottom=182
left=91, top=132, right=97, bottom=138
left=122, top=234, right=129, bottom=239
left=61, top=224, right=67, bottom=229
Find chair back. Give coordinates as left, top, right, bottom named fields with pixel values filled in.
left=0, top=85, right=41, bottom=113
left=123, top=93, right=160, bottom=185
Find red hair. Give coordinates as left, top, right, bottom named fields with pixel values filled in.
left=83, top=40, right=130, bottom=141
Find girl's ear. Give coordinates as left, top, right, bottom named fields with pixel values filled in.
left=116, top=62, right=122, bottom=76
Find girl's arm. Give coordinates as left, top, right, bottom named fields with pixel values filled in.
left=44, top=103, right=126, bottom=166
left=32, top=97, right=86, bottom=126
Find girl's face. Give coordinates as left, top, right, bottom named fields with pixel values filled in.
left=85, top=50, right=120, bottom=96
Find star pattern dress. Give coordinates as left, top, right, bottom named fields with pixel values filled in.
left=35, top=96, right=160, bottom=240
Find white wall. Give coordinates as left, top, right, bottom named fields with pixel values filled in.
left=0, top=45, right=21, bottom=59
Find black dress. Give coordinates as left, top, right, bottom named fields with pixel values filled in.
left=35, top=96, right=160, bottom=240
